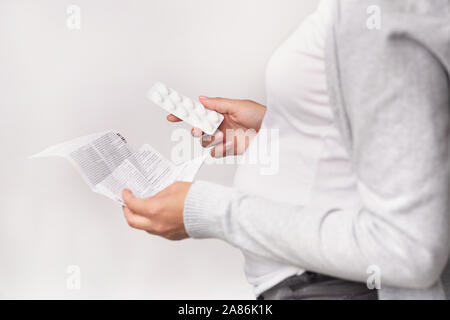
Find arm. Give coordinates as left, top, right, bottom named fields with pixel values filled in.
left=184, top=15, right=450, bottom=288
left=122, top=2, right=450, bottom=288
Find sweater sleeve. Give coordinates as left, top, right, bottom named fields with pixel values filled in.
left=183, top=1, right=450, bottom=289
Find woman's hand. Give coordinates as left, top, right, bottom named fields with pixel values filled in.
left=121, top=182, right=192, bottom=241
left=167, top=97, right=266, bottom=158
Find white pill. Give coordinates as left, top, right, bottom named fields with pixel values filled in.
left=195, top=102, right=206, bottom=116
left=170, top=91, right=182, bottom=103
left=151, top=91, right=163, bottom=104
left=164, top=99, right=176, bottom=111
left=182, top=98, right=194, bottom=110
left=154, top=82, right=169, bottom=96
left=151, top=82, right=223, bottom=135
left=207, top=110, right=219, bottom=123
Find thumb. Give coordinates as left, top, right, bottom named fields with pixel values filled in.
left=198, top=96, right=235, bottom=114
left=122, top=189, right=148, bottom=216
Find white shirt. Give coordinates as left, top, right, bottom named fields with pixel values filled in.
left=233, top=0, right=350, bottom=295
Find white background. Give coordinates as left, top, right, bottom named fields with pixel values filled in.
left=0, top=0, right=318, bottom=299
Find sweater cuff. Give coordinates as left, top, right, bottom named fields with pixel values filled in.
left=183, top=180, right=232, bottom=240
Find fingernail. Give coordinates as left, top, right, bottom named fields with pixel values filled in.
left=192, top=127, right=203, bottom=137
left=199, top=96, right=208, bottom=100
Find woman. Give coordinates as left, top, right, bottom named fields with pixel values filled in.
left=122, top=0, right=450, bottom=300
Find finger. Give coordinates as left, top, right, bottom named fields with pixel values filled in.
left=201, top=130, right=223, bottom=148
left=122, top=189, right=148, bottom=215
left=198, top=96, right=233, bottom=114
left=191, top=127, right=203, bottom=137
left=211, top=140, right=234, bottom=158
left=167, top=114, right=182, bottom=122
left=123, top=206, right=152, bottom=230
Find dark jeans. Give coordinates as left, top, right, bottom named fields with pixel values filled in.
left=257, top=272, right=378, bottom=300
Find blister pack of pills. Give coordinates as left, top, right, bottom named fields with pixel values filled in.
left=148, top=82, right=224, bottom=135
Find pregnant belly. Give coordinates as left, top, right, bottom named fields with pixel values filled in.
left=233, top=131, right=324, bottom=205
